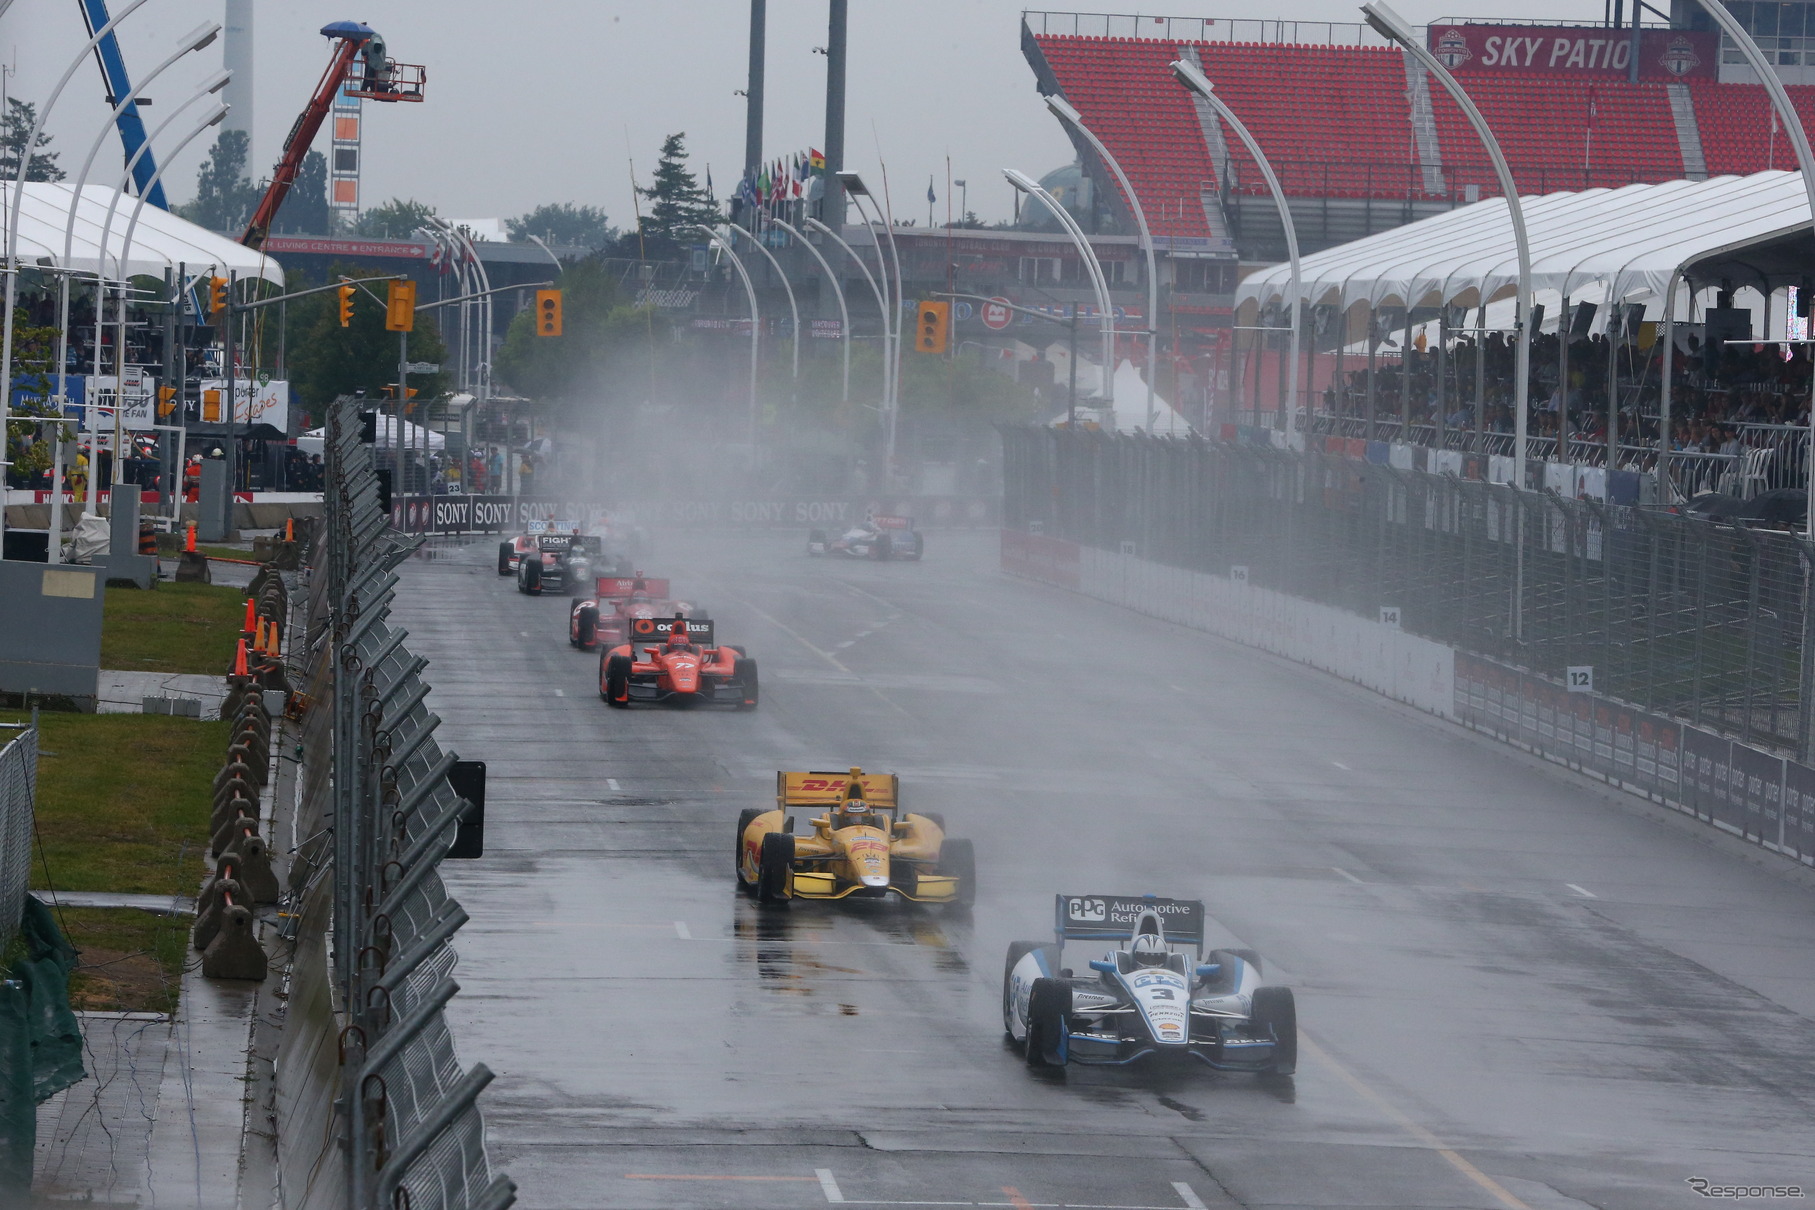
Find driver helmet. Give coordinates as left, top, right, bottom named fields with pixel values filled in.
left=665, top=615, right=691, bottom=648
left=1131, top=934, right=1169, bottom=968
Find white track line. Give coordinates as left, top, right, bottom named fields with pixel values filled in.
left=818, top=1169, right=846, bottom=1203
left=673, top=920, right=691, bottom=940
left=553, top=688, right=564, bottom=697
left=1331, top=760, right=1350, bottom=770
left=1331, top=866, right=1365, bottom=885
left=606, top=778, right=621, bottom=792
left=1172, top=1184, right=1208, bottom=1210
left=1566, top=883, right=1598, bottom=899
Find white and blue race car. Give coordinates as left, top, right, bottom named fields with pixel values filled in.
left=1003, top=894, right=1296, bottom=1075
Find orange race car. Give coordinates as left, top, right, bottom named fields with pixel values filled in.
left=598, top=613, right=758, bottom=710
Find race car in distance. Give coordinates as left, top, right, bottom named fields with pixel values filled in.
left=515, top=532, right=605, bottom=596
left=499, top=525, right=636, bottom=582
left=1004, top=894, right=1296, bottom=1076
left=599, top=613, right=757, bottom=709
left=736, top=769, right=974, bottom=906
left=497, top=532, right=541, bottom=576
left=807, top=515, right=923, bottom=560
left=569, top=576, right=692, bottom=649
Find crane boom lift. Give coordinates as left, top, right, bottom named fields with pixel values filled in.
left=76, top=0, right=168, bottom=210
left=240, top=21, right=424, bottom=251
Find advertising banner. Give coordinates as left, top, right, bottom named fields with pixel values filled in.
left=1425, top=24, right=1718, bottom=81
left=84, top=371, right=156, bottom=432
left=198, top=377, right=289, bottom=431
left=1781, top=760, right=1815, bottom=863
left=1728, top=743, right=1785, bottom=847
left=1679, top=726, right=1732, bottom=823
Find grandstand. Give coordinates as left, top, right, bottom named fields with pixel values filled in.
left=1022, top=8, right=1815, bottom=259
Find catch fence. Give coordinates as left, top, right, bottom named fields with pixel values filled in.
left=0, top=725, right=34, bottom=953
left=279, top=397, right=513, bottom=1210
left=1003, top=427, right=1815, bottom=758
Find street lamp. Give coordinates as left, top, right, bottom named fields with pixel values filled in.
left=1046, top=94, right=1158, bottom=432
left=730, top=225, right=799, bottom=379
left=698, top=226, right=762, bottom=453
left=0, top=0, right=152, bottom=547
left=1687, top=0, right=1815, bottom=530
left=836, top=170, right=900, bottom=474
left=1362, top=1, right=1531, bottom=492
left=1170, top=62, right=1300, bottom=444
left=773, top=217, right=850, bottom=402
left=804, top=215, right=888, bottom=409
left=1005, top=168, right=1116, bottom=416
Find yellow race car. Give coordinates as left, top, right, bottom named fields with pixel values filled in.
left=736, top=768, right=975, bottom=906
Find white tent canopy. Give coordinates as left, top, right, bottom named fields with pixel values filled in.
left=1238, top=172, right=1813, bottom=316
left=299, top=416, right=443, bottom=456
left=2, top=182, right=285, bottom=285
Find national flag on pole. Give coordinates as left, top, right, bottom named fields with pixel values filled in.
left=809, top=148, right=825, bottom=173
left=927, top=176, right=936, bottom=204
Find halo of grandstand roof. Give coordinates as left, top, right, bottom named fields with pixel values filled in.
left=1235, top=171, right=1814, bottom=313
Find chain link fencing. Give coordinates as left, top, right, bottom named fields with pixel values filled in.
left=1003, top=427, right=1815, bottom=759
left=276, top=397, right=514, bottom=1210
left=0, top=726, right=33, bottom=954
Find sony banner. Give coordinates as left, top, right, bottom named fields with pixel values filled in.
left=1425, top=24, right=1718, bottom=81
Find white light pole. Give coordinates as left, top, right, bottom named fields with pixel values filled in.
left=805, top=215, right=887, bottom=407
left=525, top=233, right=563, bottom=273
left=836, top=172, right=901, bottom=478
left=1171, top=62, right=1299, bottom=445
left=699, top=226, right=762, bottom=454
left=1694, top=0, right=1815, bottom=531
left=0, top=0, right=152, bottom=545
left=1006, top=168, right=1116, bottom=416
left=1047, top=94, right=1158, bottom=432
left=730, top=225, right=799, bottom=379
left=774, top=216, right=850, bottom=402
left=1363, top=1, right=1531, bottom=491
left=44, top=30, right=219, bottom=558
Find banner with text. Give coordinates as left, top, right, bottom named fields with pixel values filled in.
left=1425, top=24, right=1718, bottom=81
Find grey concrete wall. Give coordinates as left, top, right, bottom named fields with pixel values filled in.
left=0, top=559, right=102, bottom=702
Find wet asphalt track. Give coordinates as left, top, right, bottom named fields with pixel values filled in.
left=392, top=530, right=1815, bottom=1210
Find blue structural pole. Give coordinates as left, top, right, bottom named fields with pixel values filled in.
left=76, top=0, right=169, bottom=210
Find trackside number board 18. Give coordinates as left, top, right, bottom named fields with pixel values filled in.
left=1055, top=894, right=1207, bottom=945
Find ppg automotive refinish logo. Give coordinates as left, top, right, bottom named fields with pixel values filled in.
left=1067, top=897, right=1107, bottom=923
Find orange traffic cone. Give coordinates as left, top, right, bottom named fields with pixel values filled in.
left=284, top=518, right=294, bottom=542
left=185, top=521, right=196, bottom=553
left=254, top=618, right=268, bottom=652
left=233, top=639, right=248, bottom=678
left=266, top=621, right=280, bottom=655
left=241, top=598, right=256, bottom=634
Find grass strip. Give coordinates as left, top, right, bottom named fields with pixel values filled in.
left=101, top=581, right=245, bottom=674
left=3, top=711, right=227, bottom=896
left=54, top=905, right=189, bottom=1015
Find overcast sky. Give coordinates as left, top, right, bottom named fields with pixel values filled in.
left=5, top=0, right=1599, bottom=231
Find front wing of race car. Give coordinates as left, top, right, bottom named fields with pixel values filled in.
left=616, top=670, right=752, bottom=706
left=784, top=863, right=963, bottom=902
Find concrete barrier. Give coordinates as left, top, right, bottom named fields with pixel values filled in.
left=201, top=904, right=266, bottom=980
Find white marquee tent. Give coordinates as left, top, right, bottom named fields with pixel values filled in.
left=2, top=182, right=284, bottom=284
left=1237, top=171, right=1814, bottom=318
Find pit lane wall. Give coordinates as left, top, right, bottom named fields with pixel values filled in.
left=1001, top=530, right=1815, bottom=867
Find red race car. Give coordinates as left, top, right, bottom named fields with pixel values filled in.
left=599, top=614, right=758, bottom=710
left=569, top=576, right=693, bottom=649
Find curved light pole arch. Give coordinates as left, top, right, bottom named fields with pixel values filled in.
left=699, top=226, right=762, bottom=453
left=1006, top=168, right=1116, bottom=414
left=772, top=217, right=848, bottom=401
left=730, top=226, right=799, bottom=380
left=805, top=215, right=888, bottom=407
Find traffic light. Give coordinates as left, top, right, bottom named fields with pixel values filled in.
left=156, top=385, right=178, bottom=418
left=535, top=289, right=563, bottom=337
left=202, top=388, right=222, bottom=423
left=207, top=276, right=227, bottom=315
left=385, top=279, right=417, bottom=332
left=915, top=300, right=950, bottom=353
left=337, top=283, right=356, bottom=328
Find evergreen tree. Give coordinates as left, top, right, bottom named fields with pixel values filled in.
left=506, top=202, right=614, bottom=249
left=634, top=133, right=720, bottom=257
left=286, top=263, right=450, bottom=406
left=182, top=130, right=261, bottom=232
left=0, top=99, right=65, bottom=181
left=356, top=197, right=437, bottom=239
left=274, top=150, right=331, bottom=235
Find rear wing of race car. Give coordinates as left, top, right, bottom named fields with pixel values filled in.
left=537, top=533, right=576, bottom=553
left=872, top=515, right=914, bottom=531
left=595, top=576, right=670, bottom=599
left=626, top=615, right=712, bottom=646
left=1053, top=894, right=1206, bottom=954
left=776, top=770, right=900, bottom=810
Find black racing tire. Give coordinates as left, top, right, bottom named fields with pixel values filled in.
left=734, top=808, right=763, bottom=892
left=1024, top=977, right=1069, bottom=1068
left=757, top=831, right=794, bottom=903
left=575, top=605, right=597, bottom=649
left=727, top=644, right=747, bottom=657
left=1251, top=985, right=1297, bottom=1076
left=603, top=654, right=631, bottom=708
left=522, top=558, right=542, bottom=595
left=736, top=658, right=759, bottom=710
left=939, top=836, right=975, bottom=908
left=497, top=542, right=513, bottom=575
left=870, top=533, right=891, bottom=561
left=1003, top=940, right=1045, bottom=1043
left=903, top=532, right=924, bottom=560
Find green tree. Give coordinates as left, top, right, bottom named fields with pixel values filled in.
left=274, top=150, right=330, bottom=235
left=181, top=130, right=261, bottom=232
left=286, top=266, right=450, bottom=407
left=0, top=99, right=65, bottom=181
left=494, top=257, right=663, bottom=403
left=356, top=197, right=437, bottom=239
left=634, top=133, right=720, bottom=258
left=506, top=202, right=614, bottom=249
left=4, top=308, right=65, bottom=483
